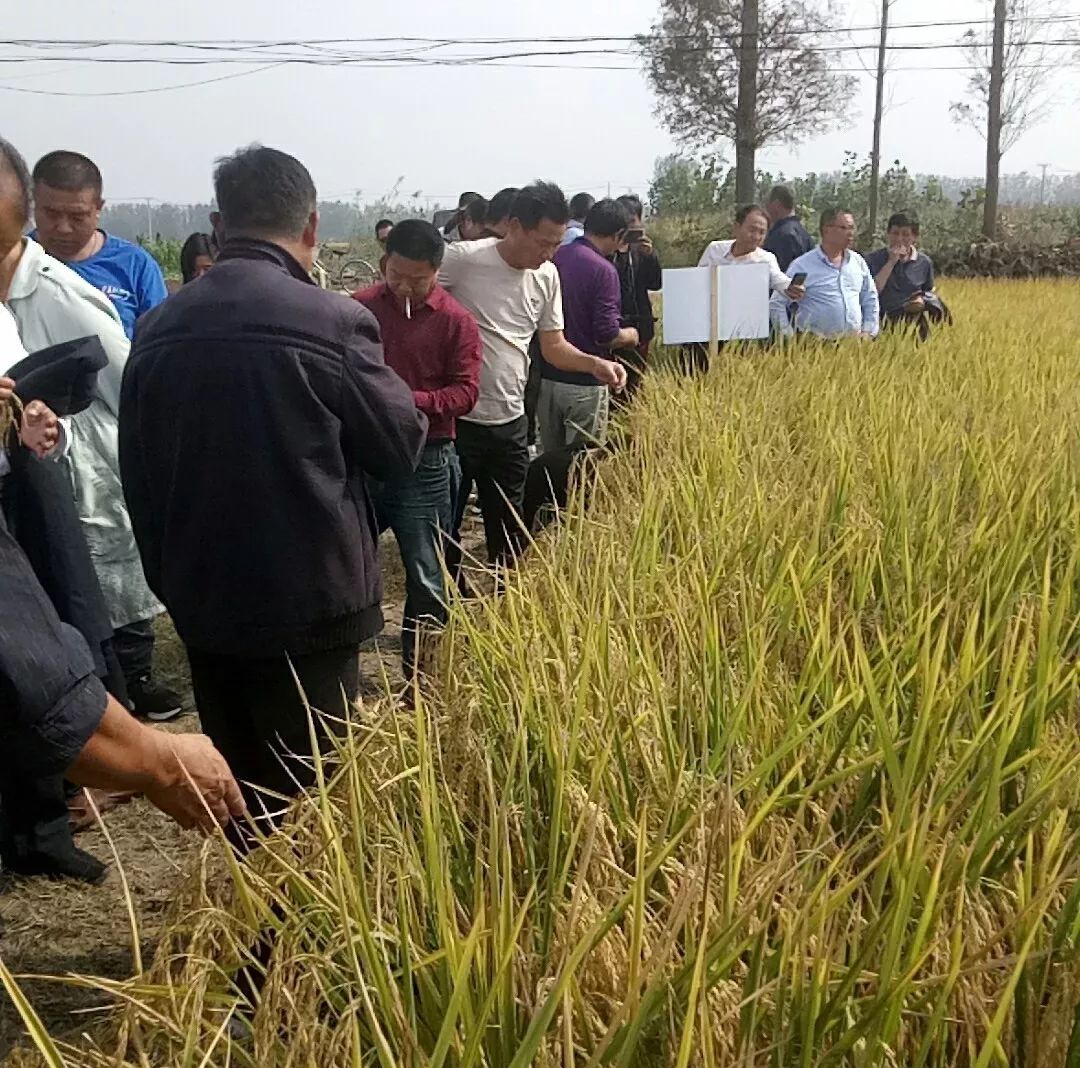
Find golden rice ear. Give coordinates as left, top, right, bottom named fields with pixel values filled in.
left=0, top=392, right=22, bottom=449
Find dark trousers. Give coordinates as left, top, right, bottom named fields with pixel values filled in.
left=525, top=336, right=543, bottom=447
left=113, top=617, right=156, bottom=685
left=187, top=645, right=360, bottom=849
left=0, top=771, right=70, bottom=863
left=369, top=442, right=460, bottom=679
left=453, top=415, right=530, bottom=567
left=0, top=641, right=127, bottom=866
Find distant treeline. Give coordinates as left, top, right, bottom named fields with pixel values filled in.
left=100, top=169, right=1080, bottom=244
left=101, top=199, right=434, bottom=244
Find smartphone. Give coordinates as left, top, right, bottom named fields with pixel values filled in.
left=625, top=228, right=645, bottom=244
left=790, top=272, right=808, bottom=286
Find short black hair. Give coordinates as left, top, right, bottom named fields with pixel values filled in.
left=584, top=198, right=630, bottom=239
left=0, top=137, right=32, bottom=226
left=569, top=192, right=596, bottom=221
left=180, top=232, right=214, bottom=283
left=767, top=185, right=796, bottom=211
left=887, top=210, right=920, bottom=235
left=819, top=207, right=854, bottom=234
left=385, top=218, right=445, bottom=268
left=510, top=180, right=569, bottom=229
left=32, top=150, right=103, bottom=197
left=457, top=191, right=483, bottom=209
left=616, top=193, right=644, bottom=220
left=375, top=219, right=394, bottom=235
left=486, top=187, right=519, bottom=226
left=463, top=197, right=488, bottom=227
left=735, top=204, right=769, bottom=225
left=214, top=145, right=316, bottom=239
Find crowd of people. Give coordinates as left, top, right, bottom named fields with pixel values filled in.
left=0, top=137, right=947, bottom=886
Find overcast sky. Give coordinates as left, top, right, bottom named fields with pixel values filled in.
left=1, top=0, right=1078, bottom=207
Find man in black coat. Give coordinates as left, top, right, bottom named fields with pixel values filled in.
left=763, top=185, right=814, bottom=272
left=120, top=146, right=427, bottom=838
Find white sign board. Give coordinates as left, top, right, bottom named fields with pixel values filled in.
left=661, top=263, right=772, bottom=345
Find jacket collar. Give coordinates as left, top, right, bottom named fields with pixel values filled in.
left=6, top=238, right=52, bottom=302
left=217, top=237, right=315, bottom=285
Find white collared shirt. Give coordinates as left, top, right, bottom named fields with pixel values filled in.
left=697, top=240, right=792, bottom=295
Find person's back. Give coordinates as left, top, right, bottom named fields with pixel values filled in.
left=551, top=237, right=621, bottom=364
left=120, top=145, right=427, bottom=839
left=123, top=236, right=426, bottom=656
left=763, top=186, right=814, bottom=272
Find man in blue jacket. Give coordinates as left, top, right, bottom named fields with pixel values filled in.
left=120, top=145, right=428, bottom=838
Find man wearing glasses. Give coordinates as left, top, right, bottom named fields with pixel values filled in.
left=771, top=208, right=879, bottom=340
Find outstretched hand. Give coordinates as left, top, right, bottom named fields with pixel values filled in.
left=594, top=358, right=628, bottom=392
left=143, top=731, right=247, bottom=833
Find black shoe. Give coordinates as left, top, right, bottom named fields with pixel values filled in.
left=128, top=676, right=184, bottom=722
left=3, top=844, right=107, bottom=885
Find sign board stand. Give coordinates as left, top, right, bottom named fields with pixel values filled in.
left=708, top=265, right=720, bottom=363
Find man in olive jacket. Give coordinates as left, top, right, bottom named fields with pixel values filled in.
left=120, top=146, right=427, bottom=835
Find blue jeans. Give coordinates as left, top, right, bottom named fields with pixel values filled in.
left=369, top=441, right=461, bottom=678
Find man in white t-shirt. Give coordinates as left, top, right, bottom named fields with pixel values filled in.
left=439, top=181, right=626, bottom=566
left=698, top=204, right=807, bottom=298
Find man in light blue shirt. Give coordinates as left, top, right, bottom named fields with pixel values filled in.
left=560, top=192, right=595, bottom=246
left=771, top=209, right=879, bottom=339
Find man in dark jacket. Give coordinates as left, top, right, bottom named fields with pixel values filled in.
left=763, top=185, right=814, bottom=272
left=120, top=146, right=427, bottom=835
left=613, top=194, right=662, bottom=395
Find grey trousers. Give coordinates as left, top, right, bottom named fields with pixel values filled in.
left=537, top=379, right=609, bottom=456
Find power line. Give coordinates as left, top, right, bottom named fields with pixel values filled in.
left=1, top=37, right=1078, bottom=63
left=0, top=63, right=282, bottom=97
left=3, top=13, right=1079, bottom=48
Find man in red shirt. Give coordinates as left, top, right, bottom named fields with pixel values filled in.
left=354, top=220, right=482, bottom=681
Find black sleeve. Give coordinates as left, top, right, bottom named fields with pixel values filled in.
left=118, top=352, right=163, bottom=599
left=0, top=525, right=107, bottom=779
left=639, top=249, right=663, bottom=292
left=339, top=305, right=429, bottom=481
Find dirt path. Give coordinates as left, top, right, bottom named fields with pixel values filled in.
left=0, top=539, right=421, bottom=1059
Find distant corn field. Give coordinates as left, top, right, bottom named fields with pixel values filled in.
left=6, top=279, right=1080, bottom=1067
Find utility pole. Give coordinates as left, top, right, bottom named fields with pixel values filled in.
left=867, top=0, right=891, bottom=242
left=1038, top=162, right=1049, bottom=205
left=983, top=0, right=1007, bottom=239
left=735, top=0, right=760, bottom=204
left=144, top=198, right=154, bottom=243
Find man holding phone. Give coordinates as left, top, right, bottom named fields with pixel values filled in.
left=613, top=195, right=662, bottom=393
left=698, top=205, right=806, bottom=299
left=690, top=205, right=806, bottom=371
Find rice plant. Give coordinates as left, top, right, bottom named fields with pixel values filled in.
left=6, top=279, right=1080, bottom=1067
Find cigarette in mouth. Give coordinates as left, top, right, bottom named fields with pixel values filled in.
left=405, top=296, right=412, bottom=320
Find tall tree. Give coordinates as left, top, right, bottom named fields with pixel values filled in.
left=735, top=0, right=761, bottom=204
left=949, top=0, right=1058, bottom=238
left=640, top=0, right=854, bottom=207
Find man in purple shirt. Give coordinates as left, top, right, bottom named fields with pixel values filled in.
left=541, top=199, right=639, bottom=454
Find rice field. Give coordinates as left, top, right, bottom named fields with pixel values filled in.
left=6, top=278, right=1080, bottom=1067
